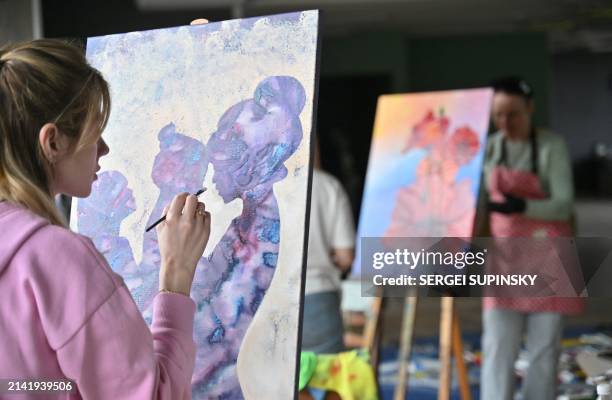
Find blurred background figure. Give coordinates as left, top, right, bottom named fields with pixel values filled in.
left=479, top=76, right=585, bottom=400
left=302, top=137, right=356, bottom=354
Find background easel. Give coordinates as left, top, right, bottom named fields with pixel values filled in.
left=360, top=291, right=472, bottom=400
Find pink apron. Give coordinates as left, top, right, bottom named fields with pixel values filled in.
left=483, top=164, right=585, bottom=315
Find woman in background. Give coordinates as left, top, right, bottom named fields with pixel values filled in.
left=479, top=76, right=584, bottom=400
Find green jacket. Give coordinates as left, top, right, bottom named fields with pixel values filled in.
left=476, top=129, right=574, bottom=231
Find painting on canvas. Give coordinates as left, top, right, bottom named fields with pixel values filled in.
left=353, top=89, right=493, bottom=274
left=71, top=11, right=319, bottom=399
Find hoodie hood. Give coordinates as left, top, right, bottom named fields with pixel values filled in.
left=0, top=201, right=49, bottom=276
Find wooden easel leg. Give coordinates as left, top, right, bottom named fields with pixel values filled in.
left=438, top=297, right=454, bottom=400
left=364, top=289, right=385, bottom=397
left=394, top=292, right=418, bottom=400
left=452, top=310, right=472, bottom=400
left=364, top=295, right=384, bottom=366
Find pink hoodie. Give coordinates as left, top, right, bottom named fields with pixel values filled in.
left=0, top=201, right=196, bottom=399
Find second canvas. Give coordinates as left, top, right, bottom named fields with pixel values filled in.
left=354, top=89, right=493, bottom=274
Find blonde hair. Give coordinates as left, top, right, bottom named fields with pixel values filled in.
left=0, top=39, right=111, bottom=225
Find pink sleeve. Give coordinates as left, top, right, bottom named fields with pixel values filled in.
left=56, top=289, right=196, bottom=399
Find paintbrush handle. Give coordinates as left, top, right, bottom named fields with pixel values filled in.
left=145, top=215, right=166, bottom=233
left=145, top=189, right=207, bottom=232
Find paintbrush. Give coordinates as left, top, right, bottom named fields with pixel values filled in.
left=145, top=188, right=207, bottom=232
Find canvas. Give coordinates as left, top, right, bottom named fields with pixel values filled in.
left=353, top=89, right=493, bottom=274
left=71, top=11, right=319, bottom=399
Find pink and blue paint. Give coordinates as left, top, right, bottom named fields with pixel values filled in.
left=78, top=76, right=305, bottom=399
left=191, top=76, right=305, bottom=398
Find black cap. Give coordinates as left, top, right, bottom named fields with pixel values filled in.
left=491, top=76, right=534, bottom=100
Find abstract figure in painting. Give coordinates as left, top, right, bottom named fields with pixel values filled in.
left=76, top=75, right=307, bottom=399
left=385, top=109, right=481, bottom=237
left=76, top=12, right=318, bottom=400
left=139, top=123, right=208, bottom=312
left=191, top=76, right=306, bottom=399
left=77, top=170, right=138, bottom=282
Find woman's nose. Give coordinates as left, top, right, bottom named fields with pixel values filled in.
left=98, top=138, right=110, bottom=156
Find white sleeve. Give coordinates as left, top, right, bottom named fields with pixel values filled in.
left=331, top=183, right=356, bottom=249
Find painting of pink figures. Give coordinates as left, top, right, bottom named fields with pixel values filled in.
left=71, top=11, right=318, bottom=400
left=353, top=89, right=493, bottom=274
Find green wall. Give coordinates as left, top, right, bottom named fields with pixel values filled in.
left=320, top=31, right=551, bottom=125
left=320, top=32, right=409, bottom=91
left=408, top=33, right=551, bottom=125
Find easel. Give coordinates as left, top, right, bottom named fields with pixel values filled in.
left=362, top=290, right=472, bottom=400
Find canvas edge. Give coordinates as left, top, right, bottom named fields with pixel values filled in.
left=292, top=8, right=322, bottom=400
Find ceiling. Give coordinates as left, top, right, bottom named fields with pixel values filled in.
left=135, top=0, right=612, bottom=52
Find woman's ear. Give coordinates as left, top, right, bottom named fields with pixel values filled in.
left=39, top=123, right=70, bottom=163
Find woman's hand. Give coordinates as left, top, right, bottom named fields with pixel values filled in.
left=190, top=18, right=209, bottom=25
left=157, top=193, right=211, bottom=296
left=487, top=192, right=526, bottom=214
